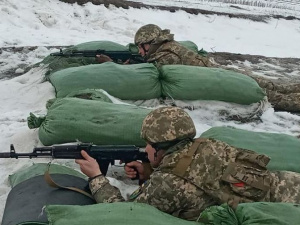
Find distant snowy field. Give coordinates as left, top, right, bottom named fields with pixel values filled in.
left=0, top=0, right=300, bottom=222
left=131, top=0, right=300, bottom=17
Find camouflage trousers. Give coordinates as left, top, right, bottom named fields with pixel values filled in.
left=252, top=77, right=300, bottom=112
left=270, top=171, right=300, bottom=203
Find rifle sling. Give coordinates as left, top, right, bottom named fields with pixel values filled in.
left=172, top=138, right=205, bottom=177
left=44, top=163, right=94, bottom=200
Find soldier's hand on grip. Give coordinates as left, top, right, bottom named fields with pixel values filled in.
left=124, top=161, right=145, bottom=180
left=95, top=54, right=113, bottom=63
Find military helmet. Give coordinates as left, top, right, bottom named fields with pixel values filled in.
left=134, top=24, right=162, bottom=45
left=141, top=107, right=196, bottom=144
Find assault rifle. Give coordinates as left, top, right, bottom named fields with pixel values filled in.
left=50, top=49, right=145, bottom=63
left=0, top=143, right=149, bottom=175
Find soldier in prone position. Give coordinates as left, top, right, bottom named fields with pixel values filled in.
left=76, top=106, right=300, bottom=221
left=96, top=24, right=211, bottom=67
left=97, top=24, right=300, bottom=112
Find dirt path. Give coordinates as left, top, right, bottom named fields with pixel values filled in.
left=59, top=0, right=300, bottom=22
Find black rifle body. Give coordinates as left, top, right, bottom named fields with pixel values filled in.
left=50, top=49, right=145, bottom=63
left=1, top=144, right=149, bottom=175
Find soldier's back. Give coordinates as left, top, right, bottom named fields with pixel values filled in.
left=147, top=41, right=212, bottom=67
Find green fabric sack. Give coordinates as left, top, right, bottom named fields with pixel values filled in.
left=236, top=202, right=300, bottom=225
left=46, top=202, right=199, bottom=225
left=199, top=203, right=300, bottom=225
left=16, top=222, right=48, bottom=225
left=28, top=98, right=151, bottom=146
left=160, top=65, right=266, bottom=105
left=9, top=163, right=85, bottom=188
left=178, top=40, right=199, bottom=53
left=71, top=41, right=128, bottom=51
left=200, top=126, right=300, bottom=172
left=46, top=88, right=112, bottom=109
left=199, top=204, right=238, bottom=225
left=49, top=62, right=161, bottom=100
left=39, top=41, right=129, bottom=75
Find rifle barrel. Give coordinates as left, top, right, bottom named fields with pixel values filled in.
left=49, top=49, right=144, bottom=62
left=0, top=152, right=12, bottom=158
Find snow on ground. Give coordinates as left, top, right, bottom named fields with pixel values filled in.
left=0, top=0, right=300, bottom=222
left=1, top=0, right=300, bottom=57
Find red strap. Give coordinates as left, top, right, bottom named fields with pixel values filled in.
left=233, top=182, right=245, bottom=187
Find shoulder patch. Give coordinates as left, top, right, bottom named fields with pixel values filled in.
left=129, top=180, right=149, bottom=200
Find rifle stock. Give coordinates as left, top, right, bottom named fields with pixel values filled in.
left=1, top=143, right=149, bottom=175
left=50, top=49, right=145, bottom=63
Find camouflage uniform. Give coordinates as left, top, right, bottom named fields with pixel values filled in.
left=251, top=76, right=300, bottom=112
left=145, top=33, right=211, bottom=68
left=89, top=105, right=300, bottom=221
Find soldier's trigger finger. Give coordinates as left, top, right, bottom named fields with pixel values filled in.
left=80, top=150, right=94, bottom=161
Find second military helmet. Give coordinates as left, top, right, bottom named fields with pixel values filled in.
left=134, top=24, right=162, bottom=45
left=141, top=107, right=196, bottom=144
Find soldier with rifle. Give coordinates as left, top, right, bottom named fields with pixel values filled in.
left=95, top=24, right=211, bottom=67
left=2, top=107, right=300, bottom=220
left=75, top=106, right=300, bottom=221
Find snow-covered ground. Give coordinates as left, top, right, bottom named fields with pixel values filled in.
left=0, top=0, right=300, bottom=222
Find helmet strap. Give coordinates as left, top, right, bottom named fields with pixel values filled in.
left=154, top=151, right=158, bottom=161
left=151, top=139, right=182, bottom=151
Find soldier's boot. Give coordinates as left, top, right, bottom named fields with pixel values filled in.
left=266, top=90, right=300, bottom=112
left=253, top=76, right=300, bottom=94
left=270, top=171, right=300, bottom=203
left=273, top=83, right=300, bottom=94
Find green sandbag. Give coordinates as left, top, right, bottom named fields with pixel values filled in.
left=199, top=203, right=300, bottom=225
left=198, top=204, right=238, bottom=225
left=46, top=202, right=199, bottom=225
left=236, top=202, right=300, bottom=225
left=178, top=40, right=199, bottom=53
left=39, top=41, right=129, bottom=75
left=72, top=41, right=128, bottom=51
left=46, top=88, right=112, bottom=109
left=160, top=65, right=266, bottom=105
left=15, top=223, right=47, bottom=225
left=9, top=163, right=85, bottom=187
left=49, top=62, right=161, bottom=100
left=28, top=98, right=151, bottom=146
left=200, top=126, right=300, bottom=172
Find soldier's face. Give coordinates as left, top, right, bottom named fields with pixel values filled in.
left=138, top=44, right=150, bottom=57
left=145, top=144, right=164, bottom=168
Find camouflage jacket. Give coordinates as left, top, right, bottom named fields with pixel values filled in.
left=145, top=30, right=212, bottom=68
left=89, top=138, right=300, bottom=220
